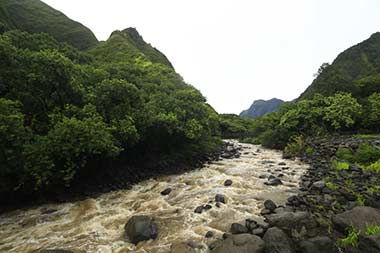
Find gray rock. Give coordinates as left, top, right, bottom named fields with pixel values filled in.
left=309, top=180, right=326, bottom=193
left=194, top=205, right=204, bottom=214
left=230, top=223, right=249, bottom=234
left=215, top=194, right=226, bottom=204
left=358, top=235, right=380, bottom=253
left=124, top=215, right=158, bottom=244
left=265, top=178, right=283, bottom=186
left=206, top=231, right=215, bottom=238
left=266, top=211, right=316, bottom=232
left=299, top=236, right=335, bottom=253
left=332, top=206, right=380, bottom=233
left=263, top=227, right=294, bottom=253
left=264, top=200, right=277, bottom=212
left=210, top=234, right=265, bottom=253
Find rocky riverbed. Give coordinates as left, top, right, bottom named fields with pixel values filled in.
left=0, top=141, right=308, bottom=253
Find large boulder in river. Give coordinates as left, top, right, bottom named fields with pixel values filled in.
left=266, top=211, right=316, bottom=232
left=124, top=215, right=158, bottom=244
left=332, top=206, right=380, bottom=233
left=263, top=227, right=294, bottom=253
left=210, top=234, right=264, bottom=253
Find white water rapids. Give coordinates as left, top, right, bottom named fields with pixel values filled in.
left=0, top=141, right=308, bottom=253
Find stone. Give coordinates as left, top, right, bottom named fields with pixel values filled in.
left=263, top=227, right=294, bottom=253
left=332, top=206, right=380, bottom=233
left=210, top=234, right=264, bottom=253
left=264, top=200, right=277, bottom=212
left=309, top=181, right=326, bottom=193
left=264, top=178, right=283, bottom=186
left=266, top=211, right=316, bottom=232
left=224, top=180, right=233, bottom=186
left=206, top=231, right=215, bottom=238
left=194, top=206, right=204, bottom=214
left=171, top=241, right=198, bottom=253
left=124, top=215, right=158, bottom=244
left=358, top=235, right=380, bottom=253
left=215, top=194, right=226, bottom=204
left=230, top=223, right=249, bottom=234
left=161, top=188, right=172, bottom=196
left=245, top=219, right=258, bottom=231
left=252, top=227, right=265, bottom=237
left=299, top=236, right=335, bottom=253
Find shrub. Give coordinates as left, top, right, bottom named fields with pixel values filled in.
left=336, top=147, right=354, bottom=162
left=331, top=159, right=350, bottom=170
left=366, top=225, right=380, bottom=236
left=338, top=227, right=360, bottom=248
left=363, top=160, right=380, bottom=173
left=354, top=142, right=380, bottom=165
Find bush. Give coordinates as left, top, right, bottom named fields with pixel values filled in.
left=354, top=142, right=380, bottom=165
left=331, top=159, right=350, bottom=170
left=363, top=160, right=380, bottom=173
left=336, top=147, right=354, bottom=162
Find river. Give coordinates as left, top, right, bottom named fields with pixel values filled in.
left=0, top=141, right=308, bottom=253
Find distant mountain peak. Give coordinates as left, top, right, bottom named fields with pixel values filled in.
left=240, top=98, right=284, bottom=118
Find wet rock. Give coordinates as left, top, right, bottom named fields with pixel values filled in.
left=299, top=236, right=335, bottom=253
left=263, top=227, right=294, bottom=253
left=161, top=188, right=172, bottom=196
left=124, top=215, right=158, bottom=244
left=230, top=223, right=249, bottom=234
left=205, top=231, right=215, bottom=238
left=224, top=180, right=233, bottom=186
left=261, top=208, right=272, bottom=215
left=332, top=206, right=380, bottom=233
left=264, top=178, right=283, bottom=186
left=278, top=162, right=287, bottom=166
left=194, top=206, right=204, bottom=214
left=204, top=204, right=212, bottom=210
left=252, top=227, right=265, bottom=237
left=264, top=200, right=277, bottom=212
left=358, top=235, right=380, bottom=253
left=245, top=219, right=258, bottom=231
left=215, top=194, right=226, bottom=204
left=259, top=174, right=267, bottom=179
left=210, top=234, right=264, bottom=253
left=171, top=241, right=198, bottom=253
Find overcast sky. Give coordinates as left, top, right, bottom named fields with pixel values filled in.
left=43, top=0, right=380, bottom=114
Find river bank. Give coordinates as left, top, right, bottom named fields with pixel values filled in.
left=209, top=136, right=380, bottom=253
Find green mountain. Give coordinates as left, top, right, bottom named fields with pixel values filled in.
left=90, top=28, right=174, bottom=69
left=240, top=98, right=284, bottom=118
left=300, top=32, right=380, bottom=100
left=0, top=0, right=98, bottom=50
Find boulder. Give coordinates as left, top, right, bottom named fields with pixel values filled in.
left=210, top=234, right=264, bottom=253
left=309, top=181, right=326, bottom=193
left=264, top=200, right=277, bottom=212
left=263, top=227, right=294, bottom=253
left=171, top=241, right=198, bottom=253
left=124, top=215, right=158, bottom=244
left=358, top=235, right=380, bottom=253
left=299, top=236, right=335, bottom=253
left=205, top=231, right=215, bottom=238
left=266, top=211, right=316, bottom=232
left=332, top=206, right=380, bottom=233
left=230, top=223, right=249, bottom=234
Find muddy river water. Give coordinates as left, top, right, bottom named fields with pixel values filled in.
left=0, top=141, right=308, bottom=253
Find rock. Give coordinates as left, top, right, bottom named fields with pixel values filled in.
left=358, top=235, right=380, bottom=253
left=161, top=188, right=172, bottom=196
left=278, top=162, right=287, bottom=166
left=124, top=215, right=158, bottom=244
left=309, top=180, right=326, bottom=193
left=230, top=223, right=249, bottom=234
left=32, top=250, right=82, bottom=253
left=299, top=236, right=335, bottom=253
left=266, top=211, right=316, bottom=232
left=245, top=219, right=258, bottom=231
left=252, top=227, right=265, bottom=237
left=332, top=206, right=380, bottom=233
left=264, top=178, right=283, bottom=186
left=171, top=241, right=198, bottom=253
left=263, top=227, right=294, bottom=253
left=40, top=209, right=58, bottom=215
left=264, top=200, right=277, bottom=212
left=210, top=234, right=264, bottom=253
left=194, top=206, right=204, bottom=214
left=261, top=208, right=272, bottom=215
left=224, top=180, right=233, bottom=186
left=205, top=231, right=215, bottom=238
left=215, top=194, right=226, bottom=204
left=204, top=204, right=212, bottom=210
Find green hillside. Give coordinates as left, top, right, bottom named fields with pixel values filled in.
left=0, top=0, right=98, bottom=50
left=300, top=32, right=380, bottom=100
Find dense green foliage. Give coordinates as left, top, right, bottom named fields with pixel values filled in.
left=0, top=0, right=98, bottom=49
left=0, top=27, right=221, bottom=197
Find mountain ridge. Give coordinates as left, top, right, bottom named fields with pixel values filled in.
left=240, top=98, right=284, bottom=118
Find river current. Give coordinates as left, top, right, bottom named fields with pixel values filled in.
left=0, top=141, right=308, bottom=253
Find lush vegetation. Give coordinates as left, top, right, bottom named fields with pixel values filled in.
left=0, top=26, right=221, bottom=199
left=0, top=0, right=98, bottom=50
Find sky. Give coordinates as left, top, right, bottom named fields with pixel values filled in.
left=42, top=0, right=380, bottom=114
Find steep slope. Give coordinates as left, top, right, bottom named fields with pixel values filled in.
left=90, top=28, right=174, bottom=69
left=240, top=98, right=284, bottom=118
left=0, top=0, right=98, bottom=49
left=300, top=32, right=380, bottom=100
